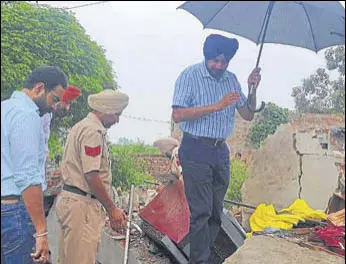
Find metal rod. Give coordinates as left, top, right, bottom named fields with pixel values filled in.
left=247, top=1, right=276, bottom=113
left=123, top=185, right=135, bottom=264
left=256, top=1, right=275, bottom=68
left=224, top=199, right=257, bottom=210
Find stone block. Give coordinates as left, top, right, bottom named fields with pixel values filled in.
left=241, top=124, right=300, bottom=229
left=295, top=132, right=325, bottom=155
left=301, top=155, right=339, bottom=210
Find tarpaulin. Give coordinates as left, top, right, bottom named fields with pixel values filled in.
left=139, top=180, right=190, bottom=244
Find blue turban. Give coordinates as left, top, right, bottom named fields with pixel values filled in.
left=203, top=34, right=239, bottom=62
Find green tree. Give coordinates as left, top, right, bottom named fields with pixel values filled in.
left=291, top=46, right=345, bottom=114
left=1, top=1, right=117, bottom=159
left=247, top=103, right=289, bottom=149
left=225, top=159, right=248, bottom=204
left=110, top=143, right=159, bottom=189
left=1, top=2, right=117, bottom=127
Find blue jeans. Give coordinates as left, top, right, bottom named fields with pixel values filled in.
left=179, top=135, right=230, bottom=264
left=1, top=201, right=36, bottom=264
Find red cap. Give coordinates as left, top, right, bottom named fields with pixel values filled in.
left=62, top=85, right=81, bottom=102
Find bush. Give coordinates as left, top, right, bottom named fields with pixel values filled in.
left=48, top=131, right=64, bottom=161
left=225, top=159, right=249, bottom=209
left=247, top=103, right=289, bottom=148
left=1, top=1, right=117, bottom=160
left=110, top=142, right=160, bottom=190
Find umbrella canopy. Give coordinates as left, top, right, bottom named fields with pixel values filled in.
left=178, top=1, right=345, bottom=52
left=178, top=1, right=345, bottom=112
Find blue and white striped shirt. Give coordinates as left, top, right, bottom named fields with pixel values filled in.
left=1, top=91, right=46, bottom=196
left=172, top=62, right=247, bottom=139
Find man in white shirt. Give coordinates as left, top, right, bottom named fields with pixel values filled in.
left=41, top=85, right=81, bottom=216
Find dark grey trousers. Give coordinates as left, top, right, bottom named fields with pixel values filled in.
left=179, top=135, right=230, bottom=264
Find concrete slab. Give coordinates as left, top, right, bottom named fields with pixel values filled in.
left=295, top=132, right=326, bottom=155
left=301, top=155, right=339, bottom=210
left=46, top=199, right=60, bottom=263
left=224, top=236, right=344, bottom=264
left=97, top=233, right=141, bottom=264
left=241, top=124, right=300, bottom=229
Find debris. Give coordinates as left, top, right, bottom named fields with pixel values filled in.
left=298, top=241, right=344, bottom=258
left=308, top=225, right=345, bottom=257
left=328, top=209, right=345, bottom=227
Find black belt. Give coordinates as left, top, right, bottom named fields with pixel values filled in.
left=1, top=195, right=22, bottom=201
left=183, top=132, right=226, bottom=147
left=63, top=185, right=96, bottom=199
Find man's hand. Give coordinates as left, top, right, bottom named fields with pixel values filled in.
left=31, top=236, right=50, bottom=263
left=247, top=67, right=261, bottom=90
left=85, top=171, right=126, bottom=231
left=109, top=207, right=127, bottom=231
left=215, top=92, right=240, bottom=111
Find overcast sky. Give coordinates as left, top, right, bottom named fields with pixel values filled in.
left=38, top=1, right=345, bottom=144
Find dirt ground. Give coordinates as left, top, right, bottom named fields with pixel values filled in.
left=225, top=235, right=344, bottom=264
left=104, top=217, right=172, bottom=264
left=131, top=234, right=172, bottom=264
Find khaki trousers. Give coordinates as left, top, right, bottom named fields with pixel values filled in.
left=56, top=190, right=105, bottom=264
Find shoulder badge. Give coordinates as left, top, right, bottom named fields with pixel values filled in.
left=85, top=145, right=101, bottom=157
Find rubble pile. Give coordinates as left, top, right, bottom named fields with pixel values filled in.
left=44, top=120, right=345, bottom=263
left=104, top=184, right=174, bottom=263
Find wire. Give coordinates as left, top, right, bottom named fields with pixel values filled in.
left=62, top=1, right=110, bottom=10
left=122, top=113, right=171, bottom=124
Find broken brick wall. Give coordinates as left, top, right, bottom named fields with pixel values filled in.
left=241, top=114, right=345, bottom=230
left=134, top=154, right=172, bottom=177
left=44, top=161, right=62, bottom=196
left=290, top=113, right=345, bottom=132
left=291, top=113, right=345, bottom=192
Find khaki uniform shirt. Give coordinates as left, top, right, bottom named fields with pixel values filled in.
left=61, top=112, right=111, bottom=194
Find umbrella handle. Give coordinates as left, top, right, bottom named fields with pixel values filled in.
left=245, top=1, right=274, bottom=113
left=247, top=84, right=265, bottom=113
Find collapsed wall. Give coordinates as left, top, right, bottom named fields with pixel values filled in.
left=241, top=114, right=345, bottom=230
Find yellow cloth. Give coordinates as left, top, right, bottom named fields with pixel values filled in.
left=88, top=89, right=129, bottom=114
left=246, top=232, right=253, bottom=238
left=249, top=199, right=327, bottom=233
left=279, top=199, right=327, bottom=220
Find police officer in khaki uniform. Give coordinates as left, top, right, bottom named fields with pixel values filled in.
left=56, top=89, right=129, bottom=264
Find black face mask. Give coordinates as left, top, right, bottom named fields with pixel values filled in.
left=54, top=108, right=68, bottom=118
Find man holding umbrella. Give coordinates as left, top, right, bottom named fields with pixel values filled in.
left=171, top=34, right=261, bottom=263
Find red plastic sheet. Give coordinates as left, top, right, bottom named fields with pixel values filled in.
left=139, top=180, right=190, bottom=244
left=310, top=225, right=345, bottom=256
